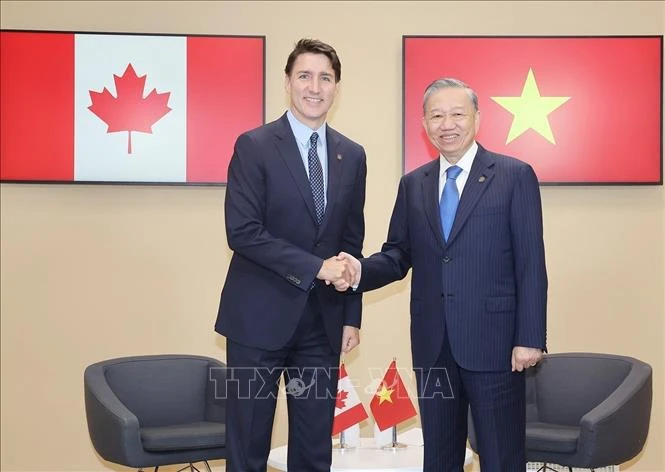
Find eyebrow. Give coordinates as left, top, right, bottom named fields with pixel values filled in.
left=295, top=70, right=334, bottom=78
left=427, top=106, right=467, bottom=113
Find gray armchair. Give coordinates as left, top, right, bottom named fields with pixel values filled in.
left=84, top=354, right=227, bottom=471
left=468, top=352, right=652, bottom=471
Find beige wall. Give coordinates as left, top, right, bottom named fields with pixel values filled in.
left=1, top=1, right=663, bottom=471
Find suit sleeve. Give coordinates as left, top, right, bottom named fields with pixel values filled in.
left=225, top=133, right=323, bottom=291
left=511, top=164, right=548, bottom=350
left=358, top=177, right=413, bottom=292
left=340, top=150, right=367, bottom=327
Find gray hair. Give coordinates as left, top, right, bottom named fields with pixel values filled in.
left=422, top=78, right=478, bottom=114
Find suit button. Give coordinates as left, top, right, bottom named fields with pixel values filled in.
left=443, top=256, right=451, bottom=263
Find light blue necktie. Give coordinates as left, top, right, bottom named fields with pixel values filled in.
left=440, top=165, right=462, bottom=241
left=308, top=132, right=325, bottom=225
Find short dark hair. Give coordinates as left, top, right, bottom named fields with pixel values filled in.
left=284, top=38, right=341, bottom=82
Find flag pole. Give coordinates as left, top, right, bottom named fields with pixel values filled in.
left=380, top=358, right=407, bottom=451
left=381, top=424, right=408, bottom=450
left=333, top=359, right=355, bottom=452
left=334, top=429, right=355, bottom=452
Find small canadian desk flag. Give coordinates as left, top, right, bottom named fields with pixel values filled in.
left=332, top=363, right=368, bottom=436
left=369, top=360, right=417, bottom=431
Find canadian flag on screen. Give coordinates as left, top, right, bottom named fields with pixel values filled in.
left=332, top=363, right=369, bottom=436
left=0, top=31, right=264, bottom=183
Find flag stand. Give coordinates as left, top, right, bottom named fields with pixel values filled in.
left=381, top=425, right=408, bottom=451
left=333, top=430, right=355, bottom=452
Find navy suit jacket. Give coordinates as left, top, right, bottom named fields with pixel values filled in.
left=215, top=113, right=366, bottom=353
left=360, top=145, right=547, bottom=370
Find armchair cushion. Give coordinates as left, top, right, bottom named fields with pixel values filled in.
left=526, top=422, right=579, bottom=453
left=141, top=421, right=225, bottom=452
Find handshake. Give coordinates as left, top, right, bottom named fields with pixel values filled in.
left=316, top=252, right=361, bottom=291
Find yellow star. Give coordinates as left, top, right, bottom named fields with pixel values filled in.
left=376, top=383, right=394, bottom=404
left=491, top=68, right=570, bottom=144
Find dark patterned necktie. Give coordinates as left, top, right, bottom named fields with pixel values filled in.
left=308, top=132, right=325, bottom=225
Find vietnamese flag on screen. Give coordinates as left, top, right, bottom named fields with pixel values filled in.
left=403, top=36, right=662, bottom=184
left=0, top=31, right=264, bottom=183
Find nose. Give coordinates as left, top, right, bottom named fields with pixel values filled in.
left=310, top=78, right=321, bottom=94
left=440, top=114, right=456, bottom=129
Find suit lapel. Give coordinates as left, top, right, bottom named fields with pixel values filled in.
left=421, top=160, right=446, bottom=251
left=446, top=146, right=495, bottom=245
left=318, top=127, right=344, bottom=233
left=273, top=114, right=319, bottom=225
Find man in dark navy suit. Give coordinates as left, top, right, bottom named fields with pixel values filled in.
left=338, top=78, right=547, bottom=471
left=215, top=39, right=367, bottom=471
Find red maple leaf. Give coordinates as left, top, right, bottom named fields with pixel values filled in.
left=336, top=389, right=349, bottom=410
left=88, top=63, right=171, bottom=154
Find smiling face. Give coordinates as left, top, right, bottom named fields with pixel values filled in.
left=422, top=87, right=480, bottom=164
left=285, top=52, right=338, bottom=130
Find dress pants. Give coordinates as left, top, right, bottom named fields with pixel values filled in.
left=415, top=332, right=526, bottom=472
left=225, top=293, right=340, bottom=472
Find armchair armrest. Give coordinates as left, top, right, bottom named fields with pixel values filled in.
left=578, top=361, right=652, bottom=465
left=84, top=364, right=145, bottom=466
left=205, top=360, right=228, bottom=422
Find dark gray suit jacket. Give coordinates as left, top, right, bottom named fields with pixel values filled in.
left=215, top=113, right=367, bottom=353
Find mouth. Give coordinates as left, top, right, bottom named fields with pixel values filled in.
left=305, top=97, right=323, bottom=103
left=438, top=134, right=459, bottom=143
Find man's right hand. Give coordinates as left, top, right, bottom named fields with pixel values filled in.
left=332, top=252, right=361, bottom=291
left=316, top=256, right=357, bottom=288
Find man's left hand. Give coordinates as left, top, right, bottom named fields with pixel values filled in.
left=341, top=326, right=360, bottom=353
left=511, top=346, right=544, bottom=372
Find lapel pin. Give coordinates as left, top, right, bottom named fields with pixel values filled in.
left=337, top=154, right=343, bottom=161
left=478, top=175, right=487, bottom=183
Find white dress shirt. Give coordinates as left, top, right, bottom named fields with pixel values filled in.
left=286, top=109, right=328, bottom=207
left=438, top=141, right=479, bottom=201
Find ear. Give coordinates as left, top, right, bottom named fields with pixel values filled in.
left=475, top=110, right=481, bottom=134
left=284, top=73, right=291, bottom=93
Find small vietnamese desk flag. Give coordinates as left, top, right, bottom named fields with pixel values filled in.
left=370, top=360, right=417, bottom=431
left=1, top=31, right=264, bottom=183
left=332, top=363, right=369, bottom=436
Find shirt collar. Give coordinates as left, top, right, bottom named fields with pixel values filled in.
left=286, top=109, right=327, bottom=148
left=439, top=141, right=478, bottom=177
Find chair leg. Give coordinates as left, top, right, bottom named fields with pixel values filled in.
left=536, top=464, right=560, bottom=472
left=174, top=462, right=211, bottom=472
left=189, top=462, right=211, bottom=472
left=176, top=465, right=197, bottom=472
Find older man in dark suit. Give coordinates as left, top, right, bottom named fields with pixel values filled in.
left=339, top=78, right=547, bottom=472
left=215, top=39, right=366, bottom=472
